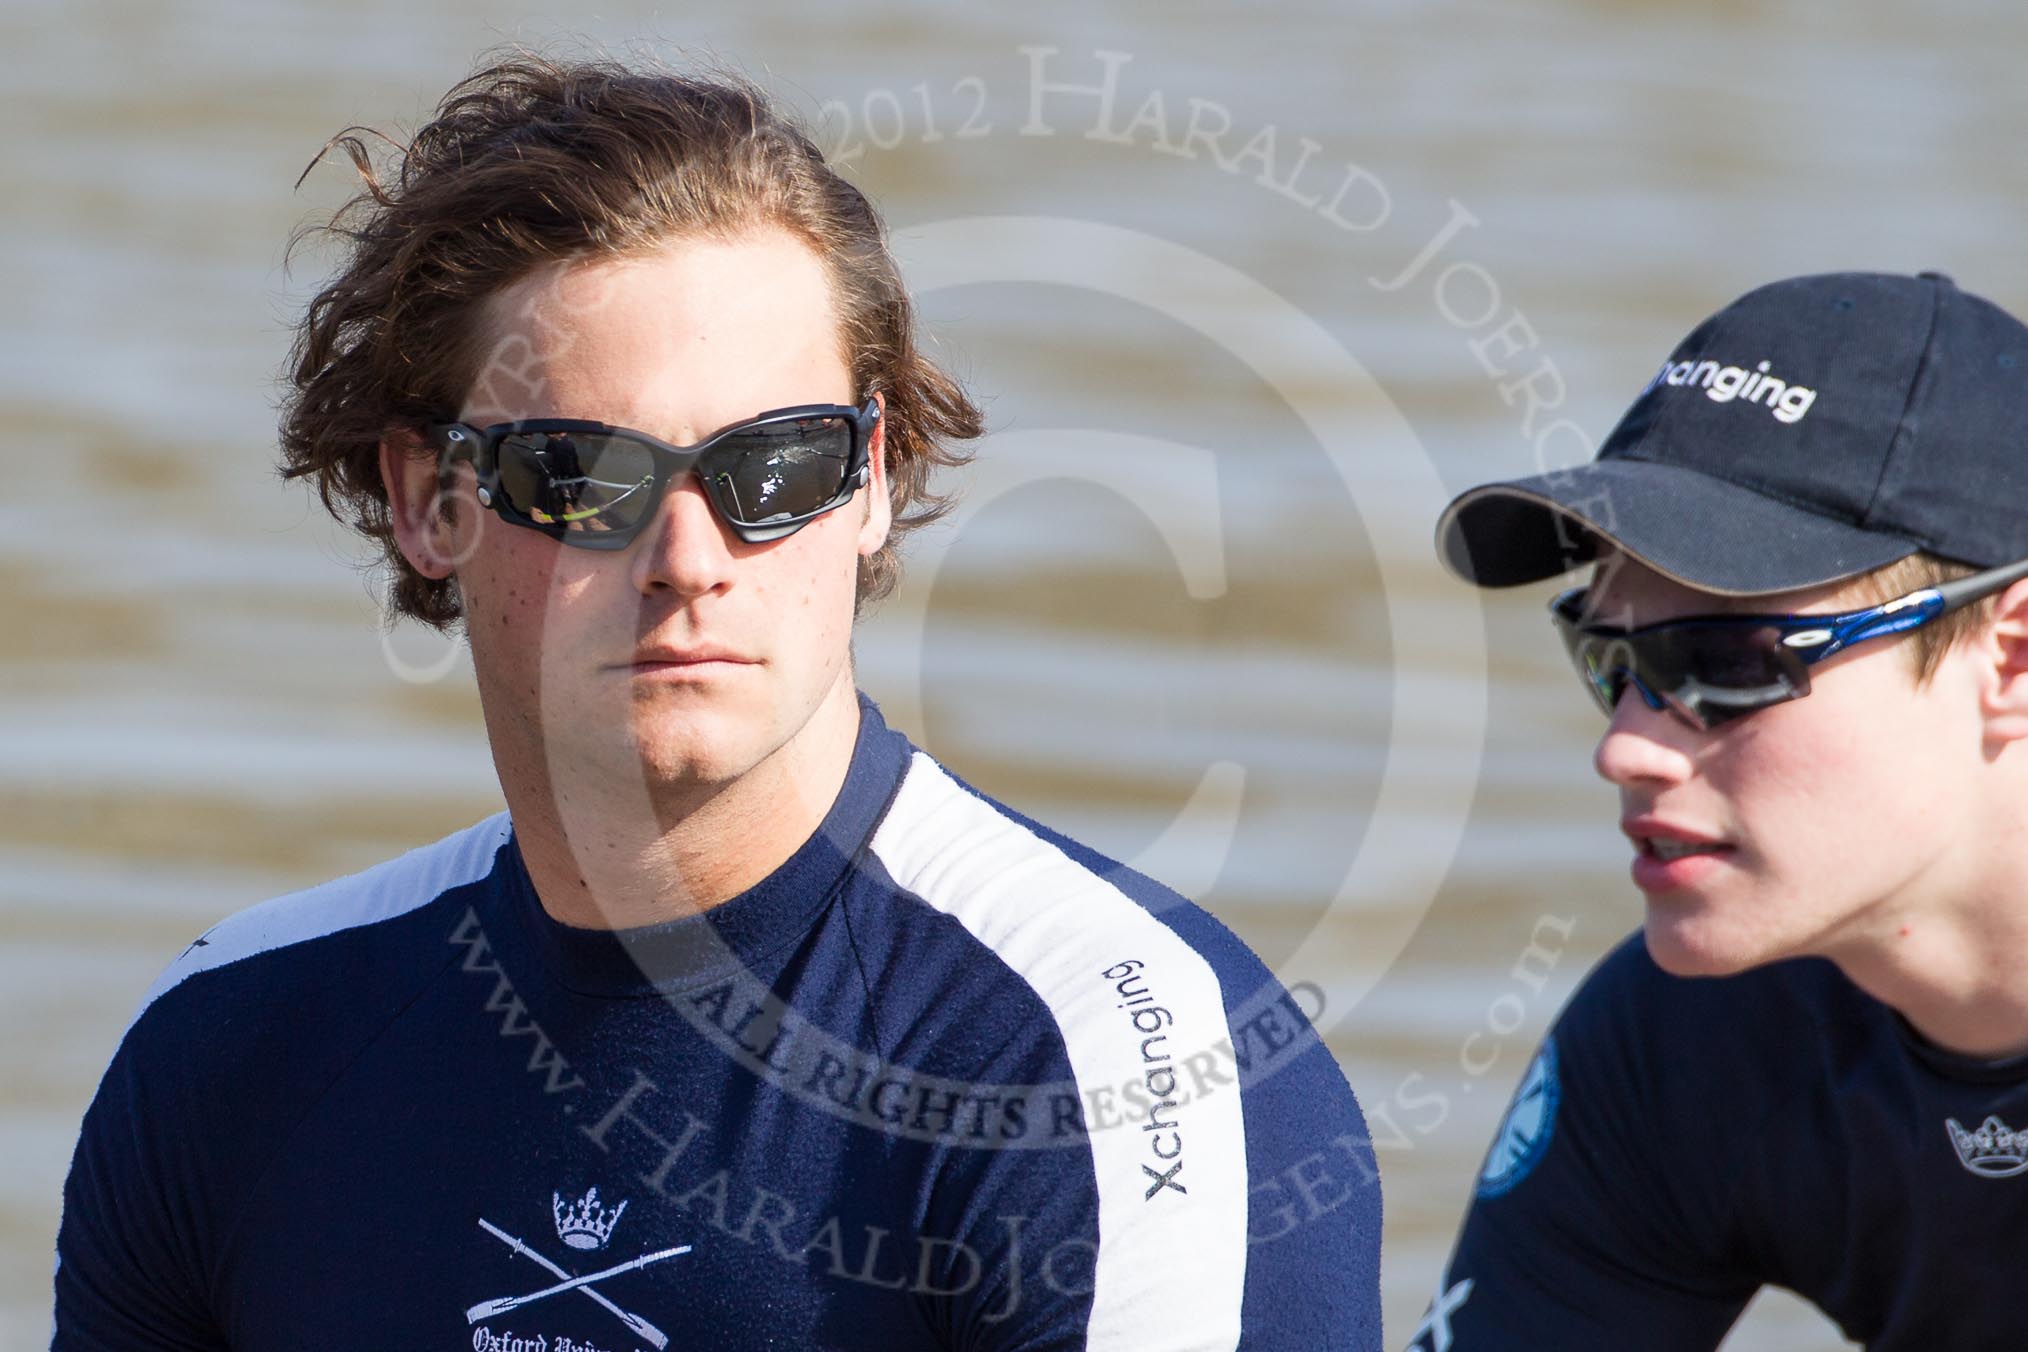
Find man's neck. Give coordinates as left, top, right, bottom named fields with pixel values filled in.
left=504, top=680, right=864, bottom=932
left=1832, top=872, right=2028, bottom=1061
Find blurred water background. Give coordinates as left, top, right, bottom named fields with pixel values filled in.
left=6, top=1, right=2025, bottom=1345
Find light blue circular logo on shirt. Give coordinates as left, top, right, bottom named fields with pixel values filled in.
left=1476, top=1034, right=1560, bottom=1199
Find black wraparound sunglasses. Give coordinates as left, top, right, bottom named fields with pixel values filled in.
left=1550, top=554, right=2028, bottom=730
left=428, top=399, right=880, bottom=548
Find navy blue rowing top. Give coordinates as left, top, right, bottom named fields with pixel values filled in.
left=54, top=699, right=1380, bottom=1350
left=1417, top=933, right=2028, bottom=1349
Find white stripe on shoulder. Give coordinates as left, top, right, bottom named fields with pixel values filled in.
left=868, top=753, right=1246, bottom=1352
left=129, top=812, right=513, bottom=1030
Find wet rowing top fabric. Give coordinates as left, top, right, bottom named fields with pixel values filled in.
left=1418, top=933, right=2028, bottom=1350
left=53, top=698, right=1380, bottom=1351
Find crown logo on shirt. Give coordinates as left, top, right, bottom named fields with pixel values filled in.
left=1946, top=1116, right=2028, bottom=1178
left=553, top=1186, right=629, bottom=1250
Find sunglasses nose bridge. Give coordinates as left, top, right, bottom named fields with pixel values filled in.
left=624, top=468, right=746, bottom=600
left=1582, top=638, right=1662, bottom=714
left=625, top=445, right=719, bottom=531
left=662, top=454, right=735, bottom=528
left=1620, top=669, right=1669, bottom=715
left=1593, top=665, right=1716, bottom=742
left=1593, top=642, right=1722, bottom=734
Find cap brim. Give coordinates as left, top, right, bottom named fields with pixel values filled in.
left=1435, top=459, right=1920, bottom=595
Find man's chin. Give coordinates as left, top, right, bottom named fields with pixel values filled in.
left=631, top=738, right=756, bottom=796
left=1641, top=910, right=1771, bottom=980
left=625, top=702, right=761, bottom=772
left=535, top=717, right=758, bottom=808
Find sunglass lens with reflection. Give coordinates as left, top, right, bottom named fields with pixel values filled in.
left=497, top=432, right=656, bottom=533
left=703, top=416, right=854, bottom=526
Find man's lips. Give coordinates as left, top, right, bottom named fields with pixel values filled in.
left=621, top=647, right=758, bottom=672
left=1622, top=816, right=1735, bottom=890
left=1623, top=818, right=1732, bottom=856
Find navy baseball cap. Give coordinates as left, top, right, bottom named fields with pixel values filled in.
left=1436, top=272, right=2028, bottom=594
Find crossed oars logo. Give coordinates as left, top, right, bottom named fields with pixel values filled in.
left=467, top=1189, right=690, bottom=1348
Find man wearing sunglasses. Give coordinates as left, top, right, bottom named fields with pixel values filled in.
left=52, top=55, right=1379, bottom=1351
left=1417, top=270, right=2028, bottom=1349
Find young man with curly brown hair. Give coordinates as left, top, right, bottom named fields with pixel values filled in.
left=52, top=54, right=1379, bottom=1351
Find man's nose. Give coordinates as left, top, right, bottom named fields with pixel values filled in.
left=1592, top=685, right=1698, bottom=788
left=629, top=475, right=738, bottom=600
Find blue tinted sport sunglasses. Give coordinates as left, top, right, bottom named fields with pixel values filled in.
left=428, top=399, right=880, bottom=548
left=1551, top=554, right=2028, bottom=730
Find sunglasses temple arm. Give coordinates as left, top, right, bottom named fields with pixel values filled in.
left=429, top=423, right=482, bottom=489
left=1932, top=555, right=2028, bottom=614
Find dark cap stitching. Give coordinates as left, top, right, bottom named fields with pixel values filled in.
left=1860, top=275, right=1945, bottom=531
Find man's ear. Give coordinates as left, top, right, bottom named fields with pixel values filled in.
left=379, top=427, right=463, bottom=580
left=1977, top=577, right=2028, bottom=745
left=855, top=392, right=892, bottom=558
